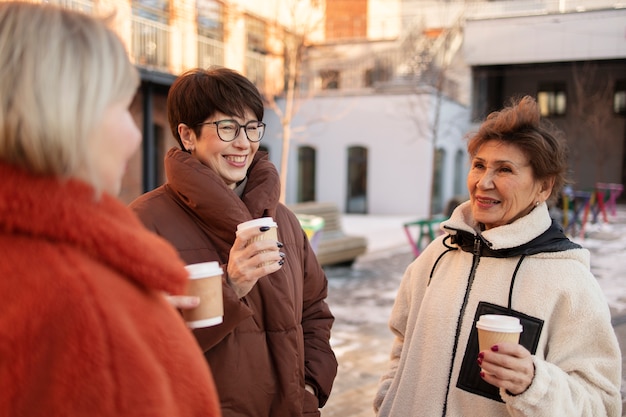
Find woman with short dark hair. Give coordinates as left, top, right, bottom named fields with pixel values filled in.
left=130, top=67, right=337, bottom=417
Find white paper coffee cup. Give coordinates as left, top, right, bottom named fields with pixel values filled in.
left=237, top=217, right=278, bottom=266
left=182, top=262, right=224, bottom=328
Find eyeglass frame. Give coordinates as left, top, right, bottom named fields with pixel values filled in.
left=197, top=119, right=266, bottom=143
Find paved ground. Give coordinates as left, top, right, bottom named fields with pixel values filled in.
left=320, top=206, right=626, bottom=416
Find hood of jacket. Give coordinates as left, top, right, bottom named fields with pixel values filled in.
left=163, top=148, right=280, bottom=261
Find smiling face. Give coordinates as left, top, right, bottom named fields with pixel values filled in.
left=179, top=110, right=260, bottom=189
left=467, top=140, right=553, bottom=230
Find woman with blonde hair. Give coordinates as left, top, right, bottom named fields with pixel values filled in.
left=0, top=3, right=221, bottom=416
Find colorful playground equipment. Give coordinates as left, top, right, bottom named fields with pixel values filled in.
left=561, top=183, right=623, bottom=239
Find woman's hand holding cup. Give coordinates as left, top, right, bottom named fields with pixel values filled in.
left=227, top=218, right=284, bottom=298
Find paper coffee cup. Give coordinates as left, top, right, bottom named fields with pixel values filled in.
left=476, top=314, right=523, bottom=352
left=237, top=217, right=278, bottom=266
left=182, top=262, right=224, bottom=328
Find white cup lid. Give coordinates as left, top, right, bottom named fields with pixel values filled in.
left=184, top=261, right=223, bottom=279
left=476, top=314, right=522, bottom=333
left=237, top=217, right=277, bottom=231
left=186, top=316, right=223, bottom=328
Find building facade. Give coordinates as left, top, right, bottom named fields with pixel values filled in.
left=19, top=0, right=472, bottom=217
left=264, top=0, right=472, bottom=215
left=463, top=1, right=626, bottom=193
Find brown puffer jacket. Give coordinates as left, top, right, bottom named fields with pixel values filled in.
left=130, top=148, right=337, bottom=417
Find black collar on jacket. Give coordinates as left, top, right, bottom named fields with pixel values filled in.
left=446, top=219, right=581, bottom=258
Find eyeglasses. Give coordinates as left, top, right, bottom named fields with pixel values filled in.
left=198, top=119, right=266, bottom=143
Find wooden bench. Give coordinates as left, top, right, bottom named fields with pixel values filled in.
left=289, top=202, right=368, bottom=267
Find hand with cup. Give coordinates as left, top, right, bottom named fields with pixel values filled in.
left=476, top=314, right=534, bottom=395
left=226, top=217, right=284, bottom=299
left=129, top=68, right=338, bottom=415
left=183, top=262, right=225, bottom=328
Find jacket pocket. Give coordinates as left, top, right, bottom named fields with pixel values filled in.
left=302, top=389, right=320, bottom=416
left=456, top=301, right=544, bottom=402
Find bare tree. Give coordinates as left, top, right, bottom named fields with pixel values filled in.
left=570, top=62, right=615, bottom=184
left=398, top=16, right=466, bottom=216
left=263, top=0, right=325, bottom=204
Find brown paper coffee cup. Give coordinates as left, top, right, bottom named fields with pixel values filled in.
left=476, top=314, right=522, bottom=374
left=477, top=328, right=521, bottom=352
left=182, top=262, right=224, bottom=328
left=237, top=217, right=278, bottom=266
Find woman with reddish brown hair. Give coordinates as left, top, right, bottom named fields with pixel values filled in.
left=375, top=96, right=621, bottom=417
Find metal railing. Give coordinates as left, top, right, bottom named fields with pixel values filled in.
left=198, top=35, right=225, bottom=69
left=131, top=15, right=171, bottom=71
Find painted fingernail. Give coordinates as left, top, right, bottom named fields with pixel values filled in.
left=477, top=357, right=483, bottom=366
left=278, top=259, right=285, bottom=266
left=491, top=345, right=499, bottom=352
left=478, top=352, right=484, bottom=359
left=279, top=252, right=285, bottom=258
left=277, top=241, right=284, bottom=248
left=260, top=226, right=270, bottom=232
left=480, top=371, right=485, bottom=378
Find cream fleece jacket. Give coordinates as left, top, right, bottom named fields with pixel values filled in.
left=374, top=201, right=622, bottom=417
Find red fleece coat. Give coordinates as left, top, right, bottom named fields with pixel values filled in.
left=0, top=163, right=221, bottom=417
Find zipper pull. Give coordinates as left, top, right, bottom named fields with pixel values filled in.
left=473, top=235, right=481, bottom=256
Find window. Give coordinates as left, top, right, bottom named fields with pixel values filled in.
left=246, top=15, right=266, bottom=53
left=132, top=0, right=169, bottom=23
left=537, top=84, right=566, bottom=117
left=320, top=70, right=340, bottom=90
left=614, top=80, right=626, bottom=116
left=297, top=146, right=316, bottom=203
left=131, top=0, right=170, bottom=68
left=431, top=148, right=445, bottom=215
left=347, top=146, right=368, bottom=214
left=197, top=0, right=223, bottom=41
left=365, top=61, right=391, bottom=87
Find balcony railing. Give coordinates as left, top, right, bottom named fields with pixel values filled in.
left=131, top=15, right=171, bottom=71
left=198, top=35, right=225, bottom=69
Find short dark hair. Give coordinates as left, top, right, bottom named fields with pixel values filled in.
left=167, top=67, right=265, bottom=150
left=467, top=95, right=569, bottom=204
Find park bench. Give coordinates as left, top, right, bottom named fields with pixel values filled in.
left=289, top=201, right=368, bottom=267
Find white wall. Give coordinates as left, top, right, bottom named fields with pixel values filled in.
left=368, top=0, right=402, bottom=40
left=262, top=93, right=469, bottom=216
left=464, top=8, right=626, bottom=65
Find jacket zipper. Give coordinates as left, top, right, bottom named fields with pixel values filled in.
left=441, top=234, right=481, bottom=417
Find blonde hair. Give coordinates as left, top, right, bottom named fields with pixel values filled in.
left=0, top=2, right=139, bottom=192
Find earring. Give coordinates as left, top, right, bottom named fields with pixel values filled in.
left=535, top=201, right=540, bottom=207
